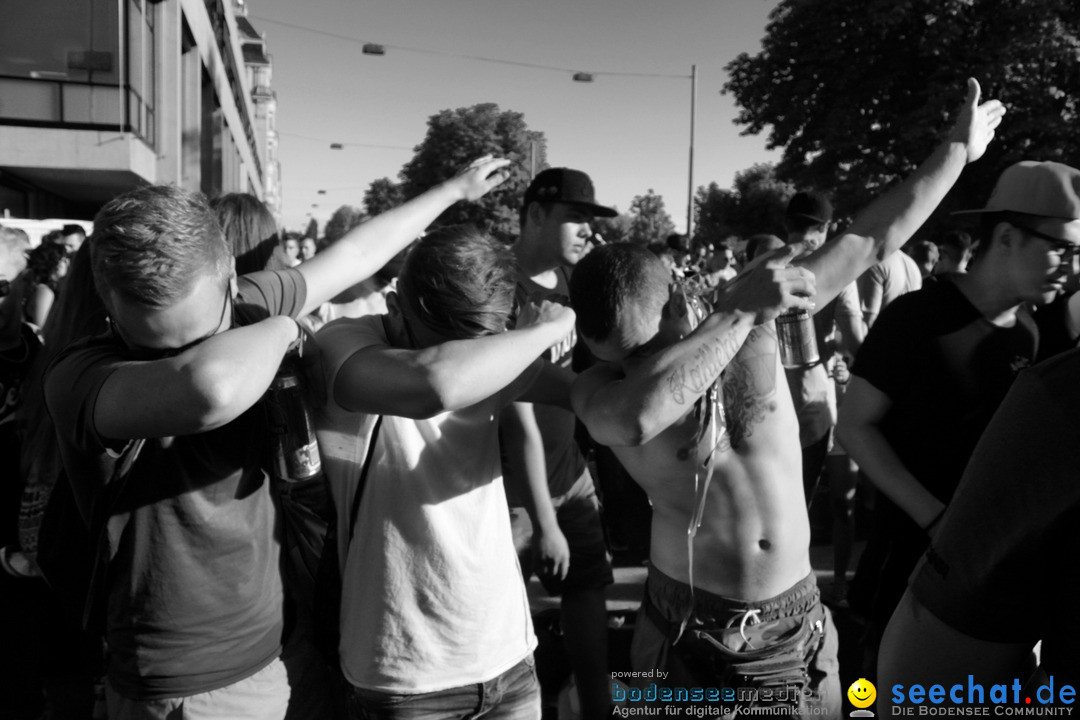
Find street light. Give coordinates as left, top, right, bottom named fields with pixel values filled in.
left=574, top=65, right=698, bottom=239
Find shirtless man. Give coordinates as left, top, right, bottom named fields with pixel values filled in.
left=567, top=80, right=1003, bottom=714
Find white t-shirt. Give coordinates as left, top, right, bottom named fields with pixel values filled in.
left=858, top=250, right=922, bottom=326
left=315, top=315, right=536, bottom=693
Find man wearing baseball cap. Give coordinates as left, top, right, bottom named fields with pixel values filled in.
left=500, top=168, right=617, bottom=719
left=785, top=191, right=834, bottom=256
left=837, top=160, right=1080, bottom=673
left=782, top=192, right=864, bottom=513
left=878, top=176, right=1080, bottom=701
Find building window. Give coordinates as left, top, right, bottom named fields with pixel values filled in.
left=126, top=0, right=157, bottom=147
left=0, top=0, right=123, bottom=127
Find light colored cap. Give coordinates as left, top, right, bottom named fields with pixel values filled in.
left=953, top=161, right=1080, bottom=242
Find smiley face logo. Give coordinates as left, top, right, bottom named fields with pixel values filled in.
left=848, top=678, right=877, bottom=709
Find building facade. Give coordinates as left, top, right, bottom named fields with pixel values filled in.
left=0, top=0, right=281, bottom=222
left=235, top=1, right=281, bottom=221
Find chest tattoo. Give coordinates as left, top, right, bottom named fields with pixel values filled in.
left=720, top=326, right=779, bottom=451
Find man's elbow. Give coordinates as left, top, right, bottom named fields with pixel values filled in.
left=425, top=375, right=473, bottom=416
left=636, top=413, right=677, bottom=446
left=387, top=386, right=448, bottom=420
left=587, top=415, right=653, bottom=448
left=394, top=366, right=473, bottom=418
left=185, top=363, right=253, bottom=429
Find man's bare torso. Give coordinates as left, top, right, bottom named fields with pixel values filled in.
left=607, top=323, right=812, bottom=600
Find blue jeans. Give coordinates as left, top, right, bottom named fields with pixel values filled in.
left=347, top=656, right=540, bottom=720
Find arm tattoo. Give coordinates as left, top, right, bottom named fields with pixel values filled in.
left=665, top=330, right=745, bottom=405
left=721, top=326, right=779, bottom=449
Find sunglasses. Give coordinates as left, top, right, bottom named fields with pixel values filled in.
left=111, top=292, right=232, bottom=361
left=1012, top=223, right=1079, bottom=257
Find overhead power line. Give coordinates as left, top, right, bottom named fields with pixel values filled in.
left=278, top=131, right=412, bottom=150
left=249, top=15, right=690, bottom=80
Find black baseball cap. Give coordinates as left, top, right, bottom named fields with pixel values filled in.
left=785, top=191, right=833, bottom=225
left=523, top=168, right=617, bottom=218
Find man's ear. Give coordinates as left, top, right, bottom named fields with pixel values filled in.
left=385, top=290, right=401, bottom=317
left=228, top=257, right=239, bottom=298
left=993, top=222, right=1018, bottom=251
left=526, top=200, right=546, bottom=228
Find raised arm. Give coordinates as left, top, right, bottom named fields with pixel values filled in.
left=803, top=79, right=1004, bottom=308
left=296, top=156, right=510, bottom=316
left=573, top=245, right=814, bottom=447
left=332, top=302, right=575, bottom=418
left=90, top=316, right=300, bottom=440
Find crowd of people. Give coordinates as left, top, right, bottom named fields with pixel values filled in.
left=0, top=77, right=1077, bottom=720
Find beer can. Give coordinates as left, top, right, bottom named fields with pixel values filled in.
left=266, top=363, right=322, bottom=482
left=776, top=309, right=820, bottom=369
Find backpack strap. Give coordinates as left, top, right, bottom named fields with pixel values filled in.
left=345, top=416, right=382, bottom=544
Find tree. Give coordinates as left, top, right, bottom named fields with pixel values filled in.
left=694, top=183, right=738, bottom=245
left=324, top=205, right=365, bottom=244
left=724, top=0, right=1080, bottom=231
left=592, top=212, right=632, bottom=245
left=695, top=164, right=795, bottom=242
left=398, top=103, right=547, bottom=243
left=626, top=190, right=676, bottom=246
left=364, top=177, right=405, bottom=217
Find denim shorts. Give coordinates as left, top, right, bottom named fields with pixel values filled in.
left=631, top=567, right=841, bottom=715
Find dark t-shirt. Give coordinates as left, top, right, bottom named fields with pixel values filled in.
left=852, top=277, right=1038, bottom=504
left=503, top=268, right=585, bottom=501
left=45, top=269, right=305, bottom=700
left=1, top=323, right=41, bottom=544
left=0, top=322, right=40, bottom=428
left=1032, top=291, right=1080, bottom=363
left=911, top=350, right=1080, bottom=681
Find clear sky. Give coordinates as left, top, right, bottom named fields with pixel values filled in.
left=249, top=0, right=784, bottom=234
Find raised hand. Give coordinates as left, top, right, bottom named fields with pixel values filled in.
left=720, top=242, right=816, bottom=326
left=660, top=281, right=711, bottom=342
left=447, top=155, right=512, bottom=201
left=948, top=78, right=1006, bottom=164
left=530, top=298, right=576, bottom=339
